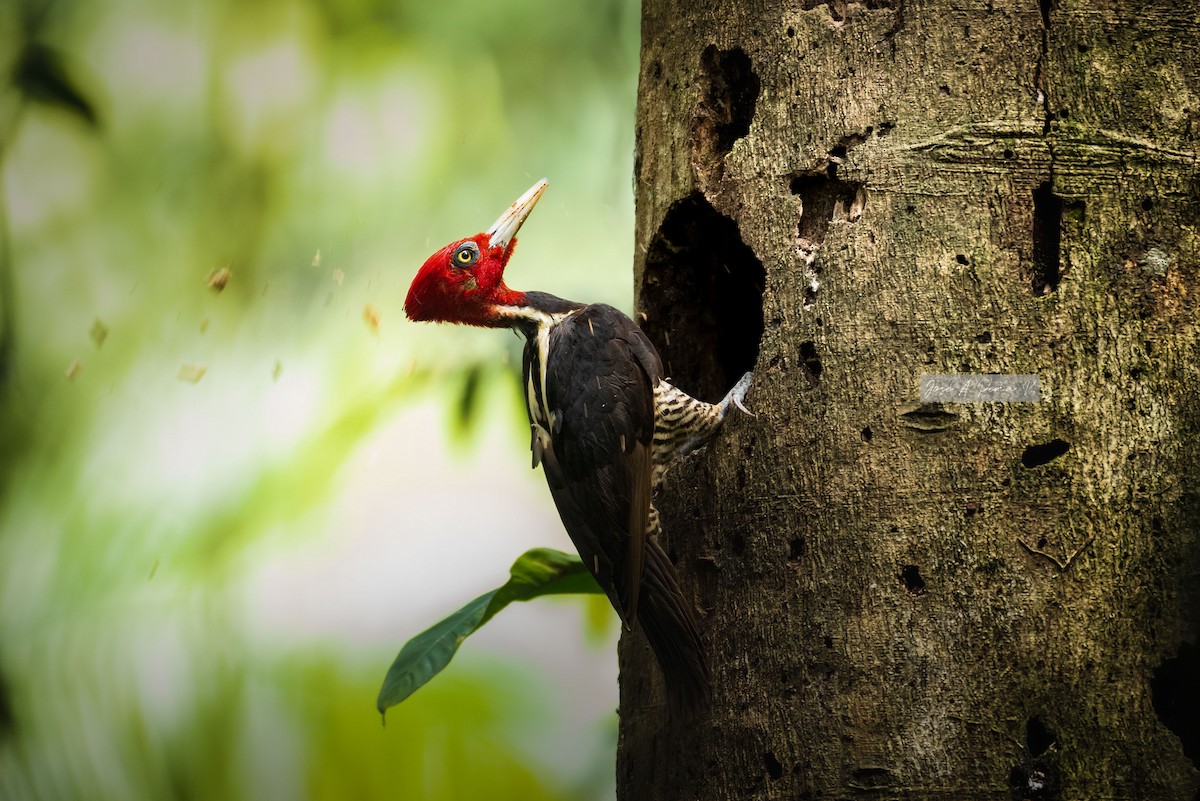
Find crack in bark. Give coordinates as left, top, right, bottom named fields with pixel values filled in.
left=1036, top=0, right=1053, bottom=135
left=1032, top=3, right=1064, bottom=297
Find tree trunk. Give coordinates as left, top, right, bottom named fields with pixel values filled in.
left=619, top=2, right=1200, bottom=799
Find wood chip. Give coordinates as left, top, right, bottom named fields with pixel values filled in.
left=363, top=304, right=380, bottom=334
left=65, top=359, right=82, bottom=380
left=178, top=363, right=207, bottom=383
left=312, top=249, right=321, bottom=267
left=207, top=267, right=232, bottom=292
left=89, top=318, right=109, bottom=348
left=332, top=269, right=345, bottom=286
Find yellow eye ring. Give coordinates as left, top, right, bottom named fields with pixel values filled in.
left=452, top=242, right=479, bottom=267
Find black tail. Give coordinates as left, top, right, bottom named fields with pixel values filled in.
left=637, top=538, right=711, bottom=716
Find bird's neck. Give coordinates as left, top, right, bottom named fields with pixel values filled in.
left=492, top=291, right=585, bottom=338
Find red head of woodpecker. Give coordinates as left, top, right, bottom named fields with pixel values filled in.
left=404, top=179, right=547, bottom=328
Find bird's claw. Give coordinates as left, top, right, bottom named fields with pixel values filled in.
left=728, top=372, right=755, bottom=418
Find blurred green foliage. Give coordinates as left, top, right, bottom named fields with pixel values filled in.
left=0, top=0, right=638, bottom=798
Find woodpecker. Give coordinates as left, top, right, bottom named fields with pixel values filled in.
left=405, top=179, right=751, bottom=713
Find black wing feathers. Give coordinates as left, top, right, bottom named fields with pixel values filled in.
left=524, top=303, right=709, bottom=714
left=536, top=305, right=659, bottom=626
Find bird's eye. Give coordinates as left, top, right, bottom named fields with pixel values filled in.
left=452, top=242, right=479, bottom=267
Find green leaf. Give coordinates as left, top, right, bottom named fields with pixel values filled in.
left=377, top=548, right=603, bottom=717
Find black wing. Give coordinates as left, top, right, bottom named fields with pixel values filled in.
left=524, top=304, right=662, bottom=627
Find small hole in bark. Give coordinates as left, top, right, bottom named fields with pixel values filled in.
left=799, top=340, right=822, bottom=387
left=1152, top=640, right=1200, bottom=766
left=1031, top=182, right=1063, bottom=295
left=1021, top=439, right=1070, bottom=468
left=789, top=537, right=805, bottom=561
left=939, top=84, right=951, bottom=95
left=900, top=565, right=926, bottom=594
left=956, top=253, right=969, bottom=265
left=823, top=635, right=834, bottom=648
left=641, top=193, right=765, bottom=402
left=976, top=331, right=992, bottom=343
left=1141, top=197, right=1154, bottom=211
left=1026, top=716, right=1057, bottom=756
left=1003, top=148, right=1015, bottom=159
left=861, top=425, right=873, bottom=442
left=790, top=171, right=865, bottom=244
left=731, top=534, right=746, bottom=555
left=964, top=502, right=981, bottom=516
left=764, top=751, right=784, bottom=781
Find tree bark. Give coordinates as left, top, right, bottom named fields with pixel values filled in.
left=619, top=2, right=1200, bottom=799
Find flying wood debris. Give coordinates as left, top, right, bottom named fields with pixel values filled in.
left=89, top=318, right=109, bottom=348
left=207, top=267, right=232, bottom=292
left=332, top=269, right=345, bottom=286
left=65, top=359, right=82, bottom=380
left=312, top=249, right=321, bottom=267
left=178, top=363, right=207, bottom=383
left=363, top=304, right=381, bottom=334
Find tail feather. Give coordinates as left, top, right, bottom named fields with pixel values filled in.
left=637, top=538, right=711, bottom=716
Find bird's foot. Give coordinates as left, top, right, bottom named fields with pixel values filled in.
left=724, top=372, right=755, bottom=417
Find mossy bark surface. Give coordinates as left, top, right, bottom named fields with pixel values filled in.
left=620, top=2, right=1200, bottom=799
